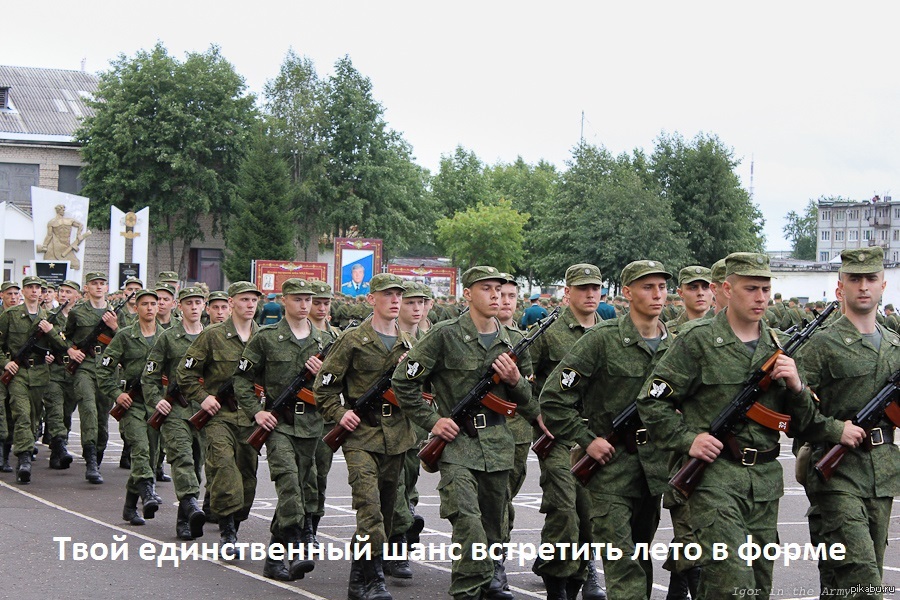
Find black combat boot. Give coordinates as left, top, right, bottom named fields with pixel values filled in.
left=96, top=446, right=104, bottom=466
left=486, top=560, right=513, bottom=599
left=202, top=490, right=218, bottom=523
left=119, top=442, right=131, bottom=469
left=175, top=502, right=193, bottom=540
left=262, top=535, right=291, bottom=581
left=54, top=436, right=73, bottom=469
left=49, top=438, right=62, bottom=469
left=666, top=570, right=690, bottom=600
left=566, top=577, right=583, bottom=600
left=685, top=567, right=701, bottom=599
left=219, top=514, right=238, bottom=546
left=123, top=491, right=145, bottom=526
left=156, top=466, right=172, bottom=482
left=407, top=502, right=425, bottom=545
left=83, top=445, right=103, bottom=484
left=347, top=559, right=366, bottom=600
left=361, top=557, right=393, bottom=600
left=150, top=481, right=162, bottom=504
left=309, top=514, right=321, bottom=547
left=1, top=442, right=13, bottom=472
left=582, top=562, right=607, bottom=600
left=16, top=452, right=32, bottom=484
left=300, top=513, right=318, bottom=547
left=137, top=478, right=159, bottom=519
left=383, top=533, right=412, bottom=579
left=543, top=575, right=569, bottom=600
left=284, top=525, right=315, bottom=580
left=180, top=495, right=206, bottom=539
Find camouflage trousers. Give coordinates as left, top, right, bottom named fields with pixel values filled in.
left=589, top=487, right=661, bottom=600
left=535, top=442, right=593, bottom=579
left=390, top=446, right=422, bottom=537
left=120, top=401, right=158, bottom=493
left=812, top=492, right=893, bottom=600
left=45, top=372, right=73, bottom=440
left=502, top=441, right=530, bottom=544
left=204, top=419, right=258, bottom=520
left=438, top=463, right=509, bottom=600
left=0, top=384, right=7, bottom=441
left=74, top=368, right=112, bottom=451
left=266, top=430, right=317, bottom=535
left=344, top=448, right=403, bottom=555
left=160, top=414, right=205, bottom=500
left=663, top=489, right=701, bottom=574
left=7, top=376, right=44, bottom=455
left=311, top=432, right=334, bottom=517
left=687, top=486, right=777, bottom=600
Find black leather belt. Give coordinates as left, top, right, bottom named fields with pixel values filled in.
left=725, top=444, right=780, bottom=466
left=473, top=411, right=505, bottom=429
left=293, top=401, right=316, bottom=415
left=865, top=426, right=894, bottom=449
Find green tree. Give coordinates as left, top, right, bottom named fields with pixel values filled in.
left=651, top=132, right=764, bottom=265
left=431, top=146, right=496, bottom=217
left=77, top=43, right=257, bottom=276
left=783, top=199, right=819, bottom=260
left=222, top=123, right=295, bottom=282
left=436, top=199, right=529, bottom=272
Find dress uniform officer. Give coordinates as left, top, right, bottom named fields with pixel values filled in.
left=636, top=252, right=864, bottom=600
left=795, top=247, right=899, bottom=598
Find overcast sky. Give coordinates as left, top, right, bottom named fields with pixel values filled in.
left=6, top=1, right=897, bottom=251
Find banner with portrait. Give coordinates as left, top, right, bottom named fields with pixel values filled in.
left=334, top=238, right=382, bottom=298
left=252, top=260, right=328, bottom=293
left=387, top=265, right=458, bottom=298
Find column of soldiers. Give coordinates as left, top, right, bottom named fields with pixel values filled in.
left=1, top=253, right=896, bottom=600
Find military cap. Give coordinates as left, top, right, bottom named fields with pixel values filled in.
left=774, top=292, right=782, bottom=300
left=207, top=291, right=229, bottom=302
left=710, top=259, right=727, bottom=284
left=725, top=252, right=774, bottom=279
left=667, top=293, right=679, bottom=301
left=419, top=283, right=434, bottom=299
left=369, top=273, right=405, bottom=293
left=789, top=297, right=800, bottom=304
left=678, top=265, right=712, bottom=287
left=227, top=281, right=262, bottom=297
left=282, top=278, right=313, bottom=295
left=621, top=260, right=672, bottom=286
left=500, top=272, right=519, bottom=286
left=839, top=247, right=884, bottom=274
left=59, top=279, right=81, bottom=292
left=134, top=289, right=158, bottom=301
left=529, top=292, right=541, bottom=300
left=462, top=266, right=504, bottom=289
left=154, top=282, right=176, bottom=297
left=123, top=276, right=143, bottom=287
left=308, top=280, right=333, bottom=299
left=85, top=271, right=107, bottom=283
left=566, top=264, right=603, bottom=287
left=39, top=279, right=49, bottom=289
left=21, top=275, right=43, bottom=287
left=815, top=301, right=825, bottom=309
left=1, top=281, right=20, bottom=292
left=177, top=286, right=206, bottom=302
left=886, top=303, right=895, bottom=311
left=157, top=271, right=179, bottom=283
left=402, top=281, right=429, bottom=299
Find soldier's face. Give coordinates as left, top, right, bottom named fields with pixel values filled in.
left=399, top=297, right=425, bottom=326
left=498, top=283, right=518, bottom=322
left=137, top=296, right=158, bottom=322
left=284, top=294, right=312, bottom=320
left=57, top=286, right=78, bottom=305
left=567, top=284, right=601, bottom=317
left=2, top=288, right=20, bottom=306
left=207, top=300, right=230, bottom=323
left=723, top=276, right=771, bottom=324
left=838, top=272, right=885, bottom=316
left=179, top=297, right=205, bottom=324
left=464, top=280, right=503, bottom=318
left=623, top=276, right=667, bottom=319
left=87, top=279, right=108, bottom=300
left=369, top=289, right=402, bottom=320
left=156, top=291, right=175, bottom=317
left=23, top=284, right=42, bottom=304
left=125, top=283, right=141, bottom=305
left=230, top=293, right=259, bottom=322
left=678, top=281, right=710, bottom=315
left=312, top=298, right=331, bottom=322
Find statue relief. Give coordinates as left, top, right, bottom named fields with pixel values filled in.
left=36, top=204, right=91, bottom=270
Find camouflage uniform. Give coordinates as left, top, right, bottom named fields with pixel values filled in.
left=309, top=319, right=341, bottom=528
left=393, top=267, right=537, bottom=600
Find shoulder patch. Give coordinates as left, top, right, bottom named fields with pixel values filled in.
left=101, top=356, right=113, bottom=367
left=183, top=357, right=197, bottom=370
left=321, top=372, right=335, bottom=386
left=648, top=378, right=674, bottom=399
left=237, top=357, right=253, bottom=372
left=145, top=360, right=158, bottom=375
left=559, top=368, right=581, bottom=390
left=406, top=360, right=425, bottom=379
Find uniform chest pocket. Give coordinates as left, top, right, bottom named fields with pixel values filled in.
left=700, top=364, right=746, bottom=386
left=606, top=354, right=643, bottom=379
left=352, top=352, right=385, bottom=373
left=444, top=355, right=482, bottom=373
left=211, top=348, right=239, bottom=364
left=827, top=360, right=875, bottom=380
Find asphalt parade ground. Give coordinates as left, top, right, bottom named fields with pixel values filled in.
left=0, top=416, right=897, bottom=600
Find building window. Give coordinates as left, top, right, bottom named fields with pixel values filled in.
left=0, top=87, right=9, bottom=110
left=894, top=252, right=899, bottom=262
left=894, top=230, right=900, bottom=242
left=835, top=211, right=844, bottom=221
left=819, top=251, right=830, bottom=262
left=877, top=208, right=887, bottom=218
left=864, top=229, right=874, bottom=241
left=820, top=210, right=831, bottom=221
left=849, top=209, right=859, bottom=220
left=834, top=230, right=844, bottom=241
left=820, top=230, right=830, bottom=241
left=58, top=166, right=84, bottom=195
left=894, top=208, right=900, bottom=219
left=187, top=248, right=224, bottom=291
left=881, top=229, right=889, bottom=241
left=849, top=230, right=859, bottom=241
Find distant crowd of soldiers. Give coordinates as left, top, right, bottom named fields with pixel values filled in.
left=0, top=250, right=896, bottom=600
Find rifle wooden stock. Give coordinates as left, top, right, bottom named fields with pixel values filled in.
left=147, top=376, right=175, bottom=430
left=66, top=293, right=135, bottom=375
left=109, top=380, right=142, bottom=422
left=188, top=380, right=234, bottom=430
left=417, top=435, right=447, bottom=470
left=531, top=433, right=556, bottom=460
left=570, top=429, right=625, bottom=486
left=188, top=407, right=213, bottom=430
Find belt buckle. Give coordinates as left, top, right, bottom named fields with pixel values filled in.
left=294, top=402, right=305, bottom=415
left=635, top=428, right=649, bottom=445
left=27, top=358, right=35, bottom=367
left=381, top=403, right=392, bottom=417
left=62, top=355, right=70, bottom=364
left=119, top=379, right=127, bottom=390
left=741, top=448, right=758, bottom=466
left=869, top=427, right=885, bottom=446
left=474, top=413, right=487, bottom=429
left=94, top=345, right=103, bottom=355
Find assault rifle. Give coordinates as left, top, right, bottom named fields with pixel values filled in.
left=669, top=300, right=838, bottom=498
left=418, top=307, right=560, bottom=471
left=66, top=292, right=136, bottom=375
left=569, top=401, right=645, bottom=486
left=246, top=341, right=334, bottom=452
left=147, top=376, right=188, bottom=430
left=322, top=367, right=397, bottom=452
left=0, top=300, right=69, bottom=386
left=188, top=380, right=237, bottom=430
left=814, top=369, right=900, bottom=482
left=109, top=375, right=144, bottom=422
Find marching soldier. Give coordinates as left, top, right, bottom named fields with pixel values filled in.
left=177, top=281, right=262, bottom=550
left=315, top=273, right=417, bottom=600
left=795, top=247, right=899, bottom=598
left=541, top=260, right=673, bottom=600
left=0, top=281, right=22, bottom=473
left=393, top=266, right=537, bottom=600
left=206, top=291, right=231, bottom=325
left=667, top=266, right=712, bottom=336
left=636, top=252, right=864, bottom=600
left=141, top=286, right=208, bottom=539
left=117, top=277, right=143, bottom=329
left=51, top=280, right=81, bottom=469
left=235, top=278, right=321, bottom=581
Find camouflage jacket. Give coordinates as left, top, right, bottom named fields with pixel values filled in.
left=141, top=320, right=201, bottom=417
left=0, top=304, right=67, bottom=386
left=97, top=322, right=160, bottom=403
